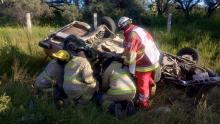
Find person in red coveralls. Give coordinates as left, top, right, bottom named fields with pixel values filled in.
left=118, top=17, right=160, bottom=109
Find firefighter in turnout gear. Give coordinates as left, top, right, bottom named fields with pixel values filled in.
left=97, top=59, right=136, bottom=118
left=63, top=48, right=98, bottom=106
left=34, top=50, right=70, bottom=100
left=118, top=17, right=160, bottom=109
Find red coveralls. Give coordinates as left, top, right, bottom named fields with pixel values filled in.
left=123, top=24, right=160, bottom=108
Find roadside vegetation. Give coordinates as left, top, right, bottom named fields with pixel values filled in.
left=0, top=0, right=220, bottom=123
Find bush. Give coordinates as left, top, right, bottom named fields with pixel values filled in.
left=0, top=0, right=53, bottom=25
left=81, top=0, right=146, bottom=25
left=49, top=4, right=80, bottom=26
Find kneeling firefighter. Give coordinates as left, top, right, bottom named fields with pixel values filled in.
left=34, top=50, right=70, bottom=100
left=97, top=59, right=136, bottom=119
left=63, top=47, right=98, bottom=106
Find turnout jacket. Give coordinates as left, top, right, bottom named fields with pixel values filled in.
left=63, top=56, right=97, bottom=99
left=102, top=61, right=136, bottom=96
left=123, top=24, right=160, bottom=73
left=35, top=59, right=63, bottom=89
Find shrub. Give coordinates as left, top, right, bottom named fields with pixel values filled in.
left=50, top=4, right=80, bottom=26
left=0, top=0, right=53, bottom=25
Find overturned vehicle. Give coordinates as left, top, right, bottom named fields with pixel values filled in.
left=39, top=16, right=123, bottom=58
left=39, top=17, right=220, bottom=98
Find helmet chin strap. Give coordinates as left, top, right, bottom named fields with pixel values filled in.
left=57, top=59, right=67, bottom=65
left=121, top=24, right=130, bottom=31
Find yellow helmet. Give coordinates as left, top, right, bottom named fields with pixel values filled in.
left=52, top=50, right=70, bottom=61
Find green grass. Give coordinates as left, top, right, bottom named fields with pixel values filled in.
left=0, top=15, right=220, bottom=123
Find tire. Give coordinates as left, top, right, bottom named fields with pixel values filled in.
left=63, top=35, right=86, bottom=54
left=177, top=47, right=199, bottom=62
left=98, top=16, right=116, bottom=38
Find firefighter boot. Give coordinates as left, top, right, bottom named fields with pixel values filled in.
left=115, top=103, right=126, bottom=120
left=125, top=101, right=136, bottom=116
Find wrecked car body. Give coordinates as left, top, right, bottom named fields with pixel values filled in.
left=39, top=16, right=123, bottom=58
left=38, top=17, right=220, bottom=89
left=160, top=49, right=220, bottom=87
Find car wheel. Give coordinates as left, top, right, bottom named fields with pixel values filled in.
left=177, top=47, right=199, bottom=63
left=64, top=35, right=86, bottom=54
left=98, top=16, right=116, bottom=38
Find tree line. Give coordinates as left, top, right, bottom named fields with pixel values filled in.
left=0, top=0, right=219, bottom=25
left=59, top=0, right=219, bottom=17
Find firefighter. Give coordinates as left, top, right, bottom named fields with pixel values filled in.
left=97, top=59, right=136, bottom=119
left=63, top=47, right=98, bottom=106
left=34, top=50, right=70, bottom=100
left=118, top=17, right=160, bottom=109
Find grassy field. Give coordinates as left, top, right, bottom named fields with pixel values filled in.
left=0, top=14, right=220, bottom=124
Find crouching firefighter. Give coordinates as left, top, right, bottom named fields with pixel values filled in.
left=34, top=50, right=70, bottom=101
left=96, top=60, right=136, bottom=119
left=63, top=47, right=98, bottom=106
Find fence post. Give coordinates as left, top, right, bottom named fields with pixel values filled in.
left=93, top=13, right=97, bottom=29
left=167, top=13, right=172, bottom=33
left=26, top=13, right=32, bottom=33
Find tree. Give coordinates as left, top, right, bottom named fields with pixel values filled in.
left=174, top=0, right=201, bottom=17
left=81, top=0, right=145, bottom=23
left=84, top=0, right=93, bottom=5
left=155, top=0, right=172, bottom=15
left=204, top=0, right=220, bottom=17
left=0, top=0, right=53, bottom=24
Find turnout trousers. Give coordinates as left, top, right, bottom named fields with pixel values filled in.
left=135, top=71, right=155, bottom=108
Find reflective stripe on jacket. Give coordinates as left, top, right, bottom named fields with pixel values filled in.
left=63, top=56, right=97, bottom=93
left=35, top=59, right=63, bottom=89
left=136, top=63, right=160, bottom=72
left=42, top=70, right=53, bottom=82
left=102, top=61, right=136, bottom=96
left=123, top=24, right=160, bottom=73
left=133, top=27, right=160, bottom=65
left=64, top=75, right=82, bottom=84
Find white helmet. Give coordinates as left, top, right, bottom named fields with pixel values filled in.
left=118, top=17, right=132, bottom=30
